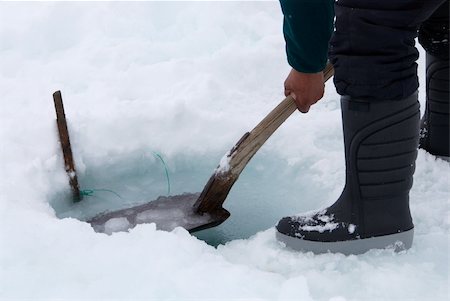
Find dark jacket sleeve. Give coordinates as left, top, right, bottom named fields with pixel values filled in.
left=280, top=0, right=335, bottom=73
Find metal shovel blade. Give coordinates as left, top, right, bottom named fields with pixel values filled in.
left=88, top=193, right=230, bottom=234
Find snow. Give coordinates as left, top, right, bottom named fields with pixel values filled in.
left=290, top=210, right=340, bottom=234
left=216, top=151, right=232, bottom=174
left=89, top=193, right=217, bottom=234
left=0, top=1, right=449, bottom=300
left=348, top=224, right=356, bottom=234
left=299, top=222, right=339, bottom=234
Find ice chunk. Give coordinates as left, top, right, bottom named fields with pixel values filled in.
left=103, top=217, right=131, bottom=235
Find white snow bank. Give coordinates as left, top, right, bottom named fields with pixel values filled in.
left=0, top=2, right=448, bottom=300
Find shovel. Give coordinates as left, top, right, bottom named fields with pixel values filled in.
left=56, top=63, right=334, bottom=234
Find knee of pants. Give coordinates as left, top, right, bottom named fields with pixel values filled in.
left=329, top=0, right=448, bottom=99
left=418, top=0, right=449, bottom=59
left=329, top=3, right=419, bottom=100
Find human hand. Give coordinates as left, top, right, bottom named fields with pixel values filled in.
left=284, top=68, right=325, bottom=113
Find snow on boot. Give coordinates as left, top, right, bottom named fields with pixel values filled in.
left=276, top=93, right=420, bottom=255
left=419, top=52, right=449, bottom=160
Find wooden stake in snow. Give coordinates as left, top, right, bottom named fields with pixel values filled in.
left=53, top=90, right=82, bottom=202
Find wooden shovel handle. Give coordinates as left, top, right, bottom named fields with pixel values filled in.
left=195, top=63, right=334, bottom=213
left=231, top=63, right=334, bottom=174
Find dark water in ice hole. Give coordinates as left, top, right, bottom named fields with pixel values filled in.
left=50, top=150, right=330, bottom=246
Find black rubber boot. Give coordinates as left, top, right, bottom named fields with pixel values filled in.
left=419, top=53, right=449, bottom=159
left=276, top=93, right=420, bottom=255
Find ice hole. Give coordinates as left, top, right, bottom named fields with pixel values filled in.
left=49, top=151, right=327, bottom=246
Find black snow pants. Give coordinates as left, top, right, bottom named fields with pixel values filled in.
left=329, top=0, right=449, bottom=100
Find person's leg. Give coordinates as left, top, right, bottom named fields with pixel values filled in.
left=418, top=1, right=449, bottom=159
left=276, top=0, right=447, bottom=254
left=330, top=0, right=447, bottom=100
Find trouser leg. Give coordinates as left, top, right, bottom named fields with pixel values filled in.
left=329, top=0, right=447, bottom=100
left=418, top=1, right=450, bottom=158
left=419, top=0, right=449, bottom=60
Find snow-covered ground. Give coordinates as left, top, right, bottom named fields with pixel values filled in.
left=0, top=2, right=448, bottom=300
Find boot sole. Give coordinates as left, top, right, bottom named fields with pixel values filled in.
left=276, top=228, right=414, bottom=255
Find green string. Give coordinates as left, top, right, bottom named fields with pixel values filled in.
left=153, top=152, right=171, bottom=195
left=77, top=151, right=171, bottom=200
left=80, top=189, right=123, bottom=199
